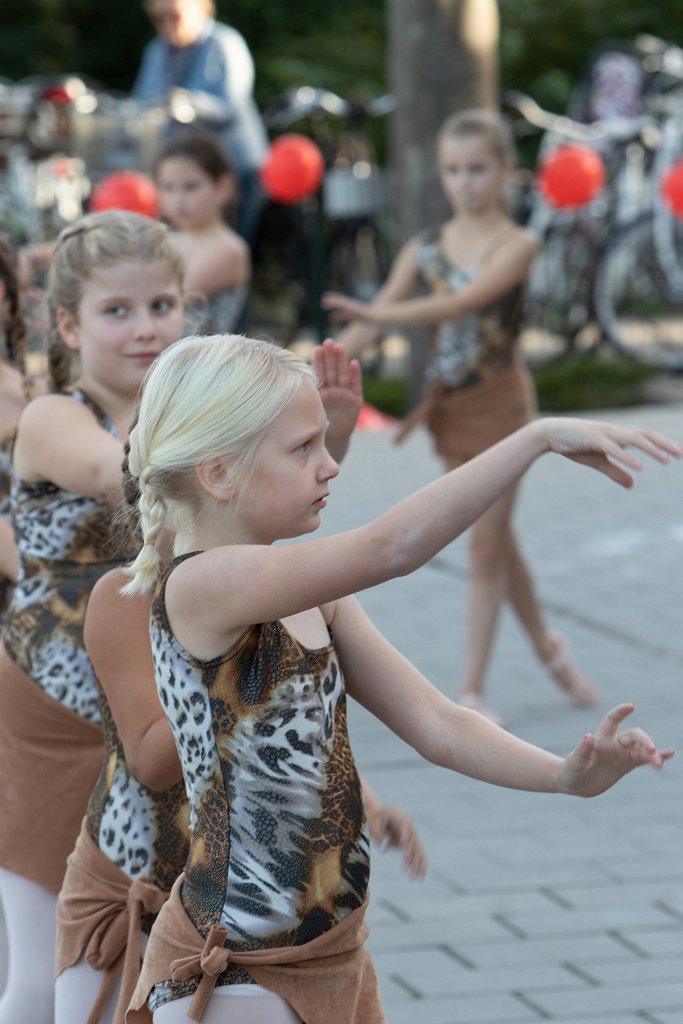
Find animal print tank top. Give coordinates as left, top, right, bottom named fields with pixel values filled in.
left=2, top=389, right=139, bottom=721
left=416, top=228, right=524, bottom=391
left=86, top=674, right=190, bottom=909
left=147, top=552, right=370, bottom=1010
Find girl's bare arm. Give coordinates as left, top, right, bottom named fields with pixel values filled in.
left=336, top=597, right=673, bottom=794
left=334, top=236, right=424, bottom=360
left=168, top=419, right=680, bottom=654
left=325, top=229, right=538, bottom=329
left=12, top=395, right=126, bottom=504
left=85, top=570, right=182, bottom=791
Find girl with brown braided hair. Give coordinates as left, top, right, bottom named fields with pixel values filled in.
left=0, top=210, right=186, bottom=1024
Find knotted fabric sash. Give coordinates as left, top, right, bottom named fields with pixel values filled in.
left=127, top=874, right=385, bottom=1024
left=56, top=820, right=169, bottom=1024
left=0, top=642, right=103, bottom=893
left=395, top=358, right=536, bottom=461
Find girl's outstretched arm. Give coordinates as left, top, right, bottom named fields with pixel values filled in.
left=170, top=418, right=680, bottom=653
left=323, top=229, right=538, bottom=329
left=336, top=598, right=673, bottom=794
left=85, top=569, right=182, bottom=791
left=332, top=236, right=424, bottom=361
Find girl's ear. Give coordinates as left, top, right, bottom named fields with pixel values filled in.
left=194, top=457, right=234, bottom=501
left=56, top=307, right=80, bottom=351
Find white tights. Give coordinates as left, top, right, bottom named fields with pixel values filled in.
left=153, top=985, right=303, bottom=1024
left=55, top=957, right=118, bottom=1024
left=0, top=868, right=57, bottom=1024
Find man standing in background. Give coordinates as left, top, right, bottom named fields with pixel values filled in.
left=134, top=0, right=268, bottom=244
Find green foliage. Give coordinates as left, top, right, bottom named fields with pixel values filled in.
left=531, top=350, right=656, bottom=412
left=362, top=374, right=409, bottom=419
left=362, top=350, right=658, bottom=419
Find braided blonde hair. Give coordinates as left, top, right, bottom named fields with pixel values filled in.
left=124, top=333, right=316, bottom=595
left=46, top=211, right=185, bottom=392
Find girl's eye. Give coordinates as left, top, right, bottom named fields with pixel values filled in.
left=105, top=304, right=127, bottom=317
left=152, top=297, right=177, bottom=313
left=296, top=441, right=311, bottom=454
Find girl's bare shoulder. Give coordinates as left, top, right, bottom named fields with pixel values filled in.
left=501, top=223, right=539, bottom=258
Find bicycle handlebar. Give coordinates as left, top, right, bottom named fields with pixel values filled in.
left=503, top=89, right=654, bottom=147
left=263, top=86, right=393, bottom=131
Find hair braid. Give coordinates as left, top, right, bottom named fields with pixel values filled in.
left=0, top=237, right=28, bottom=392
left=47, top=329, right=74, bottom=393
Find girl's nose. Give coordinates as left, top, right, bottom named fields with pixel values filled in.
left=321, top=449, right=340, bottom=482
left=133, top=309, right=157, bottom=339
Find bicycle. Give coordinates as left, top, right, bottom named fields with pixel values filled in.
left=506, top=41, right=683, bottom=372
left=251, top=86, right=393, bottom=347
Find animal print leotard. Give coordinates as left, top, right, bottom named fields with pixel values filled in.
left=416, top=228, right=524, bottom=391
left=2, top=390, right=139, bottom=721
left=85, top=675, right=190, bottom=908
left=147, top=553, right=370, bottom=1012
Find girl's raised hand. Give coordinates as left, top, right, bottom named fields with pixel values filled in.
left=312, top=339, right=363, bottom=463
left=539, top=418, right=683, bottom=488
left=560, top=704, right=674, bottom=798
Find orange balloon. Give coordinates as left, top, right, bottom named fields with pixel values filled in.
left=260, top=134, right=325, bottom=204
left=90, top=171, right=159, bottom=218
left=537, top=145, right=606, bottom=209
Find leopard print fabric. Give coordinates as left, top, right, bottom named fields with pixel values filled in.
left=2, top=390, right=140, bottom=721
left=417, top=229, right=524, bottom=391
left=147, top=553, right=370, bottom=1012
left=86, top=673, right=190, bottom=917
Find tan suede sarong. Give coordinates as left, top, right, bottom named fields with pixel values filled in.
left=396, top=359, right=537, bottom=462
left=127, top=875, right=385, bottom=1024
left=0, top=642, right=103, bottom=894
left=56, top=820, right=169, bottom=1024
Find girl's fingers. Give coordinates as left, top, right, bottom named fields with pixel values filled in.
left=596, top=703, right=635, bottom=737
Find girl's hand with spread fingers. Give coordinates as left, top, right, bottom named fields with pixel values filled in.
left=560, top=704, right=675, bottom=798
left=536, top=418, right=683, bottom=488
left=312, top=338, right=363, bottom=463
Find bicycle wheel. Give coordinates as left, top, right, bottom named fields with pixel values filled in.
left=595, top=214, right=683, bottom=370
left=520, top=220, right=601, bottom=367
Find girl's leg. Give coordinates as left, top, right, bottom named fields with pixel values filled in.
left=0, top=867, right=57, bottom=1024
left=507, top=539, right=599, bottom=705
left=450, top=469, right=599, bottom=719
left=455, top=477, right=519, bottom=722
left=55, top=958, right=118, bottom=1024
left=153, top=985, right=303, bottom=1024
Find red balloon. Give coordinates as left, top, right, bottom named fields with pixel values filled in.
left=260, top=134, right=325, bottom=204
left=537, top=145, right=606, bottom=209
left=90, top=171, right=159, bottom=218
left=660, top=161, right=683, bottom=217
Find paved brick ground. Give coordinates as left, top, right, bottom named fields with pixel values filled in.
left=320, top=401, right=683, bottom=1024
left=1, top=401, right=681, bottom=1022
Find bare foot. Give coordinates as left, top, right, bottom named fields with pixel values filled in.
left=458, top=692, right=506, bottom=728
left=541, top=631, right=601, bottom=707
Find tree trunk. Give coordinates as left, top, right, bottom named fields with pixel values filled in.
left=386, top=0, right=500, bottom=401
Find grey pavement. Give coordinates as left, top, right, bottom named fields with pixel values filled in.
left=2, top=400, right=682, bottom=1023
left=318, top=399, right=683, bottom=1024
